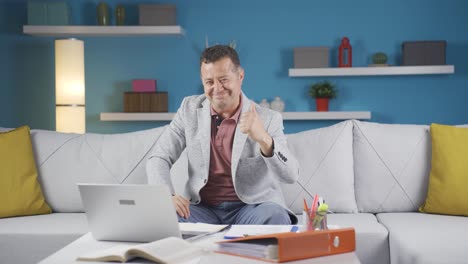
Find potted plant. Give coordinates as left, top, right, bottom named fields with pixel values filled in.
left=309, top=80, right=337, bottom=112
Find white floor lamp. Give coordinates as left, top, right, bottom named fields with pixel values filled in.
left=55, top=38, right=85, bottom=133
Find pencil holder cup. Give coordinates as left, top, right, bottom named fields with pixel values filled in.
left=302, top=210, right=328, bottom=231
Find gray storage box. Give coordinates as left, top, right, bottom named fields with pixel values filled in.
left=46, top=1, right=70, bottom=25
left=294, top=47, right=329, bottom=68
left=27, top=1, right=70, bottom=25
left=402, top=41, right=446, bottom=66
left=139, top=4, right=176, bottom=26
left=27, top=1, right=47, bottom=25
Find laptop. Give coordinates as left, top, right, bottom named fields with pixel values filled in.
left=78, top=183, right=182, bottom=242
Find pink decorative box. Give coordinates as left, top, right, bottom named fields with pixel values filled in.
left=132, top=79, right=157, bottom=92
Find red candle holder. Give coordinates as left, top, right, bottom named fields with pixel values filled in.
left=338, top=37, right=352, bottom=67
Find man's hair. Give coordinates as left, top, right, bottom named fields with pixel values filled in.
left=200, top=45, right=241, bottom=70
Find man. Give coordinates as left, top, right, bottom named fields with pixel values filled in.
left=147, top=45, right=299, bottom=225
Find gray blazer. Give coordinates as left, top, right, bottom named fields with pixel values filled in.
left=147, top=93, right=299, bottom=214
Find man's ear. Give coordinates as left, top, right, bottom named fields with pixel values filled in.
left=238, top=67, right=245, bottom=82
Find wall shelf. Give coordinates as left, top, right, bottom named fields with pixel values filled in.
left=281, top=111, right=371, bottom=120
left=288, top=65, right=455, bottom=77
left=101, top=112, right=175, bottom=121
left=23, top=25, right=184, bottom=37
left=100, top=111, right=371, bottom=121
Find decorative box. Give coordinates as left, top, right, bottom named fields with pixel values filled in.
left=47, top=2, right=70, bottom=25
left=402, top=41, right=446, bottom=66
left=27, top=1, right=70, bottom=25
left=138, top=4, right=176, bottom=26
left=132, top=79, right=157, bottom=93
left=124, top=92, right=168, bottom=112
left=294, top=47, right=329, bottom=68
left=27, top=1, right=47, bottom=25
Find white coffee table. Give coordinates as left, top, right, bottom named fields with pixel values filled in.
left=39, top=232, right=361, bottom=264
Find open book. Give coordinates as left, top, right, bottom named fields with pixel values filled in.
left=77, top=237, right=205, bottom=263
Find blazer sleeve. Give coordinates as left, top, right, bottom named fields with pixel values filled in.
left=262, top=111, right=300, bottom=184
left=146, top=98, right=188, bottom=194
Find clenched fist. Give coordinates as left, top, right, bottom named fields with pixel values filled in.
left=239, top=104, right=273, bottom=156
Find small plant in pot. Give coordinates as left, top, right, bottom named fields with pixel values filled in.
left=309, top=80, right=337, bottom=112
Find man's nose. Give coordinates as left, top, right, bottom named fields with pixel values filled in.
left=213, top=80, right=223, bottom=91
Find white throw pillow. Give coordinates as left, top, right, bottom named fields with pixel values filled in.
left=353, top=120, right=431, bottom=213
left=31, top=126, right=166, bottom=212
left=284, top=120, right=358, bottom=214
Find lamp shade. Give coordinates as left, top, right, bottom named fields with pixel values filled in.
left=56, top=106, right=85, bottom=133
left=55, top=38, right=85, bottom=133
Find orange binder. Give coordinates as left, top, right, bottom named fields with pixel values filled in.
left=216, top=228, right=355, bottom=263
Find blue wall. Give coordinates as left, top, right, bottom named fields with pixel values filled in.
left=1, top=0, right=467, bottom=134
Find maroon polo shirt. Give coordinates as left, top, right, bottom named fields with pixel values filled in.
left=199, top=100, right=243, bottom=205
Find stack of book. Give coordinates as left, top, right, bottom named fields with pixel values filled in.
left=124, top=79, right=168, bottom=112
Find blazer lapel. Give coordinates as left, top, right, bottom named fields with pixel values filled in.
left=198, top=100, right=211, bottom=176
left=231, top=94, right=250, bottom=177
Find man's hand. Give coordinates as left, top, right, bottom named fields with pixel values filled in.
left=239, top=104, right=273, bottom=156
left=172, top=194, right=190, bottom=219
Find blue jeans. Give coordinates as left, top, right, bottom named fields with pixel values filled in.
left=178, top=201, right=294, bottom=225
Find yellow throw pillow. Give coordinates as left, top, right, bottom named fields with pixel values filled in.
left=0, top=126, right=51, bottom=218
left=419, top=123, right=468, bottom=216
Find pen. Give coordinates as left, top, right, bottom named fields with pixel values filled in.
left=303, top=198, right=309, bottom=213
left=310, top=194, right=319, bottom=220
left=303, top=198, right=312, bottom=230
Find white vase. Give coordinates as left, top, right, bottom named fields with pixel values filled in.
left=259, top=99, right=270, bottom=108
left=270, top=97, right=285, bottom=112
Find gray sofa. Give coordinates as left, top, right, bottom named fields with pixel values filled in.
left=1, top=120, right=468, bottom=264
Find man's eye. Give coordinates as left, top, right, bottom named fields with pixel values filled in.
left=205, top=81, right=213, bottom=85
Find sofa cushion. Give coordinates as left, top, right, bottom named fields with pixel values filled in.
left=377, top=213, right=468, bottom=264
left=353, top=121, right=431, bottom=213
left=327, top=213, right=390, bottom=264
left=0, top=213, right=88, bottom=264
left=0, top=126, right=51, bottom=218
left=420, top=124, right=468, bottom=216
left=284, top=120, right=358, bottom=214
left=31, top=126, right=166, bottom=212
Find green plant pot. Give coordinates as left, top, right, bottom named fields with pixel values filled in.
left=372, top=52, right=388, bottom=64
left=315, top=98, right=329, bottom=112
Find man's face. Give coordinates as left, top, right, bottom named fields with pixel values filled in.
left=201, top=57, right=244, bottom=114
